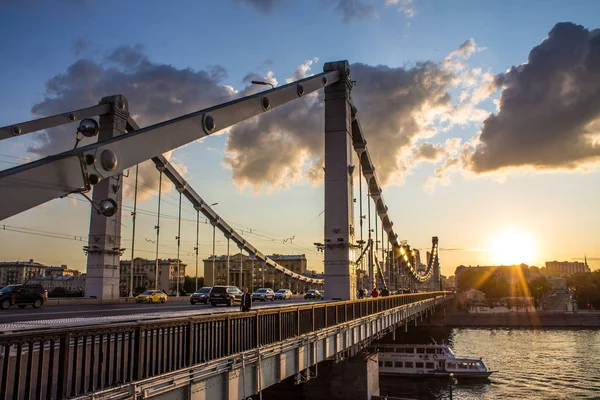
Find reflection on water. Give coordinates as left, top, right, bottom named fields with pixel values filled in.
left=378, top=328, right=600, bottom=400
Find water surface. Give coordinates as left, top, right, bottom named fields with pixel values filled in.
left=379, top=328, right=600, bottom=400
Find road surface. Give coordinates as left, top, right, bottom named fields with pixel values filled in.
left=0, top=297, right=322, bottom=331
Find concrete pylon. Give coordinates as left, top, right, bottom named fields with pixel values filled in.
left=323, top=61, right=357, bottom=301
left=84, top=95, right=129, bottom=299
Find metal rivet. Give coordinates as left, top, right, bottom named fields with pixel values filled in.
left=89, top=174, right=100, bottom=185
left=262, top=96, right=270, bottom=110
left=297, top=84, right=305, bottom=97
left=322, top=76, right=328, bottom=85
left=100, top=150, right=118, bottom=171
left=12, top=126, right=21, bottom=136
left=69, top=113, right=76, bottom=121
left=84, top=154, right=96, bottom=165
left=205, top=115, right=216, bottom=132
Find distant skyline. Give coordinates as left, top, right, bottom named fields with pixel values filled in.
left=0, top=0, right=599, bottom=278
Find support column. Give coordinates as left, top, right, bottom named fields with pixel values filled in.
left=85, top=95, right=129, bottom=299
left=303, top=351, right=379, bottom=400
left=323, top=61, right=356, bottom=301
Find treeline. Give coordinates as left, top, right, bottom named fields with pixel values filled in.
left=457, top=268, right=552, bottom=307
left=567, top=272, right=600, bottom=309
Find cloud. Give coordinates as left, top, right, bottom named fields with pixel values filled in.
left=286, top=57, right=319, bottom=83
left=233, top=0, right=278, bottom=13
left=385, top=0, right=415, bottom=18
left=28, top=44, right=235, bottom=201
left=463, top=22, right=600, bottom=173
left=333, top=0, right=378, bottom=23
left=224, top=41, right=490, bottom=191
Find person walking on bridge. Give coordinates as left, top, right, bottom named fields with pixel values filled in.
left=371, top=288, right=379, bottom=298
left=241, top=287, right=252, bottom=312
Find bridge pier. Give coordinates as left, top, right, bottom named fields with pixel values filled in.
left=84, top=95, right=129, bottom=299
left=323, top=60, right=357, bottom=301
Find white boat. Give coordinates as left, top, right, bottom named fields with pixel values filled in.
left=373, top=343, right=496, bottom=379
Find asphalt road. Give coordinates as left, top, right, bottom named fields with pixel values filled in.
left=0, top=297, right=321, bottom=324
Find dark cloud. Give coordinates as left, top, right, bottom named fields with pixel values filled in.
left=233, top=0, right=279, bottom=13
left=415, top=143, right=447, bottom=161
left=28, top=45, right=235, bottom=200
left=224, top=54, right=477, bottom=189
left=465, top=22, right=600, bottom=173
left=333, top=0, right=378, bottom=23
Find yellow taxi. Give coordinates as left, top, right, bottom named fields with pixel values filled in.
left=136, top=290, right=167, bottom=304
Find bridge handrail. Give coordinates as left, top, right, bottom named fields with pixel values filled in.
left=0, top=292, right=449, bottom=399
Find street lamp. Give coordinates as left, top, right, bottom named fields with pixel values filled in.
left=209, top=203, right=219, bottom=287
left=251, top=80, right=275, bottom=89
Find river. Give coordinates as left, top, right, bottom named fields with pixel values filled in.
left=379, top=327, right=600, bottom=400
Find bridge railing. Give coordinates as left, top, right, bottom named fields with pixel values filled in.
left=0, top=292, right=448, bottom=399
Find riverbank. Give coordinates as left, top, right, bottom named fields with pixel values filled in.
left=439, top=311, right=600, bottom=327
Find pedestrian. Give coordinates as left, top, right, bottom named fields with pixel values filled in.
left=358, top=288, right=364, bottom=299
left=371, top=287, right=379, bottom=298
left=240, top=287, right=252, bottom=312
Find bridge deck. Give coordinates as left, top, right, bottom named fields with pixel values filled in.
left=0, top=292, right=450, bottom=399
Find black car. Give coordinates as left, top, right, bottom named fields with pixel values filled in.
left=304, top=289, right=322, bottom=300
left=190, top=287, right=212, bottom=304
left=209, top=286, right=243, bottom=307
left=0, top=284, right=48, bottom=309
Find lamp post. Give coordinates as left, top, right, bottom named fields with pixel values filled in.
left=209, top=202, right=218, bottom=286
left=251, top=80, right=275, bottom=89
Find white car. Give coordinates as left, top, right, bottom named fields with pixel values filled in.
left=275, top=289, right=293, bottom=300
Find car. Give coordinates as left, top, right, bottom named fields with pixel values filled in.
left=304, top=289, right=322, bottom=300
left=252, top=288, right=275, bottom=302
left=0, top=284, right=48, bottom=309
left=190, top=287, right=212, bottom=304
left=136, top=290, right=167, bottom=303
left=275, top=289, right=292, bottom=300
left=210, top=286, right=243, bottom=307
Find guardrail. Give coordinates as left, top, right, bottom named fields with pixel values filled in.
left=0, top=292, right=447, bottom=399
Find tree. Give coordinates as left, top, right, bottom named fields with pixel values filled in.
left=527, top=276, right=552, bottom=307
left=568, top=272, right=600, bottom=309
left=184, top=276, right=204, bottom=293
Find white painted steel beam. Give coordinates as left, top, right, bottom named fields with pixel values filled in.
left=0, top=70, right=341, bottom=221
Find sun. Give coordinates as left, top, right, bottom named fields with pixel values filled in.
left=491, top=230, right=537, bottom=265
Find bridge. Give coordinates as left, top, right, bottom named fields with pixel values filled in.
left=0, top=61, right=451, bottom=399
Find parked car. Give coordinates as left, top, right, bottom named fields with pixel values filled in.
left=304, top=289, right=322, bottom=300
left=252, top=288, right=275, bottom=302
left=190, top=287, right=212, bottom=305
left=136, top=290, right=167, bottom=303
left=0, top=284, right=48, bottom=309
left=275, top=289, right=293, bottom=300
left=210, top=286, right=243, bottom=307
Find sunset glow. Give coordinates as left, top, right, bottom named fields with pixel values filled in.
left=491, top=230, right=538, bottom=266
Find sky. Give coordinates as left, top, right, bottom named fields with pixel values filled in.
left=0, top=0, right=599, bottom=278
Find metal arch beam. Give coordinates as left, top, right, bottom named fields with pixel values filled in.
left=151, top=155, right=323, bottom=286
left=350, top=112, right=438, bottom=283
left=122, top=109, right=325, bottom=287
left=0, top=104, right=112, bottom=140
left=0, top=70, right=342, bottom=221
